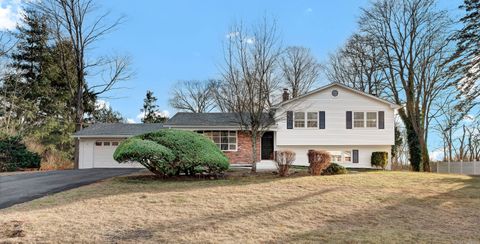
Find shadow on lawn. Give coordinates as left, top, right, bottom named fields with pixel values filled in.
left=108, top=187, right=339, bottom=242
left=283, top=175, right=480, bottom=243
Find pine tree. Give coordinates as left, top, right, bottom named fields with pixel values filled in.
left=141, top=90, right=167, bottom=123
left=451, top=0, right=480, bottom=114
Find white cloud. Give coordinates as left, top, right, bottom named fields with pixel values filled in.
left=430, top=148, right=444, bottom=161
left=126, top=118, right=135, bottom=124
left=305, top=8, right=313, bottom=14
left=226, top=31, right=239, bottom=39
left=0, top=0, right=26, bottom=30
left=95, top=99, right=110, bottom=110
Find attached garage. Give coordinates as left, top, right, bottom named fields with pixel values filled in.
left=74, top=123, right=164, bottom=169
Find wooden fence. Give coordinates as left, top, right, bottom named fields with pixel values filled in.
left=434, top=161, right=480, bottom=175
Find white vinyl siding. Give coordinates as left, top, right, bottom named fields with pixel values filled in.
left=276, top=85, right=395, bottom=146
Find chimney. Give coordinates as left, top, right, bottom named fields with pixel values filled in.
left=282, top=88, right=289, bottom=102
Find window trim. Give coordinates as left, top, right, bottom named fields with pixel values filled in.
left=293, top=111, right=319, bottom=129
left=196, top=130, right=238, bottom=152
left=353, top=111, right=378, bottom=129
left=328, top=150, right=353, bottom=163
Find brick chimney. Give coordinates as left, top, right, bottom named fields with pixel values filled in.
left=282, top=88, right=289, bottom=102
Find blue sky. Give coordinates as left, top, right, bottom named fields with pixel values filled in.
left=93, top=0, right=374, bottom=121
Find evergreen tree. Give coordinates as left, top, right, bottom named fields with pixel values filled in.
left=451, top=0, right=480, bottom=114
left=87, top=104, right=124, bottom=123
left=141, top=90, right=167, bottom=123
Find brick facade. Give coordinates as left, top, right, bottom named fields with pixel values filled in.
left=223, top=131, right=261, bottom=164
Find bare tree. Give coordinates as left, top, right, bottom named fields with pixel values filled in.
left=359, top=0, right=455, bottom=171
left=216, top=18, right=282, bottom=172
left=169, top=80, right=216, bottom=113
left=280, top=46, right=320, bottom=98
left=325, top=33, right=385, bottom=96
left=36, top=0, right=132, bottom=167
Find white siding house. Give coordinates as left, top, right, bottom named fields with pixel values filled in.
left=273, top=83, right=399, bottom=168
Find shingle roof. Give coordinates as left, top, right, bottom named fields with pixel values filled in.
left=73, top=123, right=164, bottom=137
left=165, top=112, right=274, bottom=127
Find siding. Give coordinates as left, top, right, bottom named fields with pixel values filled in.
left=276, top=85, right=395, bottom=146
left=275, top=144, right=391, bottom=169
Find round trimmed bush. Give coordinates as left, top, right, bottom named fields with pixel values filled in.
left=114, top=129, right=229, bottom=176
left=140, top=130, right=229, bottom=175
left=371, top=151, right=388, bottom=169
left=322, top=163, right=348, bottom=175
left=113, top=138, right=175, bottom=175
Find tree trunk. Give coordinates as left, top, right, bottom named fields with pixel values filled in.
left=398, top=109, right=422, bottom=171
left=251, top=132, right=257, bottom=173
left=419, top=137, right=430, bottom=172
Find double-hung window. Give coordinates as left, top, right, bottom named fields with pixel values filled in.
left=294, top=112, right=305, bottom=128
left=294, top=112, right=318, bottom=128
left=307, top=112, right=318, bottom=128
left=353, top=112, right=365, bottom=128
left=353, top=112, right=377, bottom=128
left=366, top=112, right=377, bottom=128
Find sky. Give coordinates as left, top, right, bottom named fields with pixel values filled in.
left=0, top=0, right=464, bottom=158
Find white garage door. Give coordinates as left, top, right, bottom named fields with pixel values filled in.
left=93, top=140, right=143, bottom=168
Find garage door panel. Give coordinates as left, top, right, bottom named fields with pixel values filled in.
left=93, top=140, right=144, bottom=168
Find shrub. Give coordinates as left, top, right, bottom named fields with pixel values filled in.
left=114, top=138, right=176, bottom=175
left=0, top=136, right=41, bottom=172
left=307, top=150, right=331, bottom=176
left=274, top=150, right=296, bottom=177
left=322, top=163, right=348, bottom=175
left=371, top=151, right=388, bottom=169
left=115, top=130, right=230, bottom=176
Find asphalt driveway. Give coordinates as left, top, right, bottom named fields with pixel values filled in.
left=0, top=168, right=142, bottom=209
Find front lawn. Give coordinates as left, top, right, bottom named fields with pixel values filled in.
left=1, top=170, right=479, bottom=243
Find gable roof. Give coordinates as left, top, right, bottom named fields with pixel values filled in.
left=73, top=123, right=164, bottom=137
left=274, top=82, right=401, bottom=109
left=165, top=112, right=275, bottom=127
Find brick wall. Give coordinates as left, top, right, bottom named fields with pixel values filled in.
left=223, top=131, right=261, bottom=164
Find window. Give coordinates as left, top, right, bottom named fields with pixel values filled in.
left=103, top=142, right=110, bottom=146
left=95, top=141, right=102, bottom=146
left=330, top=151, right=342, bottom=163
left=307, top=112, right=318, bottom=128
left=366, top=112, right=377, bottom=128
left=112, top=141, right=119, bottom=146
left=196, top=130, right=237, bottom=151
left=294, top=112, right=305, bottom=128
left=344, top=151, right=352, bottom=162
left=354, top=112, right=365, bottom=128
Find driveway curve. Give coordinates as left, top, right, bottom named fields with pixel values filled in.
left=0, top=168, right=142, bottom=209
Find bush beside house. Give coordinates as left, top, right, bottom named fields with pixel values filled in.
left=308, top=150, right=332, bottom=175
left=322, top=163, right=348, bottom=175
left=114, top=130, right=229, bottom=176
left=0, top=135, right=41, bottom=172
left=371, top=151, right=388, bottom=169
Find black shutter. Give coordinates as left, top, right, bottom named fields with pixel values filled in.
left=287, top=111, right=293, bottom=129
left=353, top=150, right=359, bottom=163
left=346, top=111, right=352, bottom=129
left=378, top=111, right=385, bottom=129
left=319, top=111, right=325, bottom=129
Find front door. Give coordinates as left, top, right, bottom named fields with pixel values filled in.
left=261, top=132, right=274, bottom=160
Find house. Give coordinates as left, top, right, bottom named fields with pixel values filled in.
left=74, top=83, right=400, bottom=169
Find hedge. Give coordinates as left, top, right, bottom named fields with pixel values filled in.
left=371, top=151, right=388, bottom=169
left=0, top=135, right=41, bottom=172
left=322, top=163, right=348, bottom=175
left=115, top=129, right=229, bottom=176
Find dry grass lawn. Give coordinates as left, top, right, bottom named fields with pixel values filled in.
left=1, top=170, right=479, bottom=243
